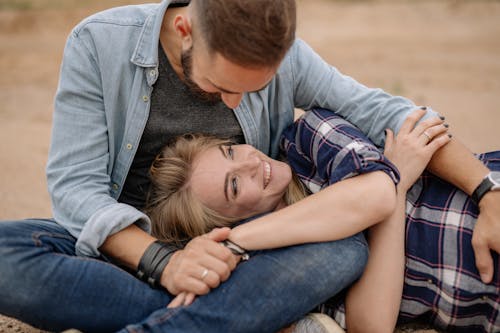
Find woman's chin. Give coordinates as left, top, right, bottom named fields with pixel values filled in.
left=272, top=160, right=293, bottom=184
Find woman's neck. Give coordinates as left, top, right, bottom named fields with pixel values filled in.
left=274, top=199, right=288, bottom=211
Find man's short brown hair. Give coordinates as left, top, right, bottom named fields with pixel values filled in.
left=192, top=0, right=296, bottom=68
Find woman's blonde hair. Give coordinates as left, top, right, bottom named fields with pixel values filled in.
left=145, top=134, right=308, bottom=245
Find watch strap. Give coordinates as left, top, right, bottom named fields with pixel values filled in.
left=471, top=173, right=494, bottom=205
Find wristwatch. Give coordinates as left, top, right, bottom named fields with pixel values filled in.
left=471, top=171, right=500, bottom=205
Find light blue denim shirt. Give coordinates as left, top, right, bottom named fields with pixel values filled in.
left=47, top=0, right=436, bottom=257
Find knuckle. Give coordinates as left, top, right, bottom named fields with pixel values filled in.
left=189, top=236, right=204, bottom=246
left=477, top=262, right=488, bottom=271
left=475, top=259, right=489, bottom=272
left=471, top=236, right=482, bottom=248
left=229, top=258, right=238, bottom=270
left=199, top=285, right=210, bottom=295
left=220, top=249, right=232, bottom=261
left=211, top=266, right=224, bottom=279
left=212, top=265, right=229, bottom=281
left=211, top=279, right=221, bottom=289
left=208, top=275, right=221, bottom=288
left=184, top=248, right=197, bottom=258
left=220, top=267, right=231, bottom=281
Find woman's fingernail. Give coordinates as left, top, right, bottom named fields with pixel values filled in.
left=448, top=134, right=453, bottom=138
left=440, top=115, right=445, bottom=120
left=421, top=106, right=427, bottom=110
left=444, top=124, right=449, bottom=128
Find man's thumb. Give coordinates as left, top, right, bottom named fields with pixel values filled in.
left=473, top=240, right=494, bottom=284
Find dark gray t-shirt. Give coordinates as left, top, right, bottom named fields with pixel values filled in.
left=119, top=44, right=245, bottom=208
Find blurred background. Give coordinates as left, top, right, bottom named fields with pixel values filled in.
left=0, top=1, right=499, bottom=332
left=1, top=0, right=500, bottom=221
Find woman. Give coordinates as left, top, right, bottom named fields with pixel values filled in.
left=146, top=108, right=499, bottom=333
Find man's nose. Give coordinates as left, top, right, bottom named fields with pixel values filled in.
left=221, top=93, right=243, bottom=109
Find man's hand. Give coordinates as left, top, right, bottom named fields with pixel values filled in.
left=161, top=227, right=240, bottom=295
left=472, top=191, right=500, bottom=284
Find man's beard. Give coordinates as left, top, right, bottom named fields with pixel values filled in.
left=181, top=47, right=222, bottom=104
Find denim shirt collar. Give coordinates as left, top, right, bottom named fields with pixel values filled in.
left=131, top=0, right=172, bottom=73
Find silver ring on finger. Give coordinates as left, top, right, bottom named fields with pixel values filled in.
left=200, top=268, right=209, bottom=280
left=422, top=131, right=432, bottom=143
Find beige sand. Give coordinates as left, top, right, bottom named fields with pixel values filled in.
left=1, top=0, right=499, bottom=331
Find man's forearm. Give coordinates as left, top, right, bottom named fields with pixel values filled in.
left=100, top=224, right=156, bottom=270
left=427, top=138, right=489, bottom=195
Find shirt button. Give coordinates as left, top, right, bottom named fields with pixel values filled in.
left=112, top=184, right=119, bottom=190
left=481, top=295, right=489, bottom=301
left=142, top=95, right=149, bottom=102
left=427, top=279, right=433, bottom=284
left=150, top=69, right=156, bottom=76
left=126, top=143, right=133, bottom=150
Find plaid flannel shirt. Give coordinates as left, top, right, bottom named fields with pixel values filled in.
left=280, top=108, right=499, bottom=333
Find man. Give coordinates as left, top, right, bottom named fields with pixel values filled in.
left=0, top=0, right=498, bottom=332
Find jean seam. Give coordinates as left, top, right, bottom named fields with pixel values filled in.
left=149, top=306, right=182, bottom=326
left=31, top=231, right=75, bottom=249
left=126, top=306, right=182, bottom=333
left=31, top=232, right=137, bottom=278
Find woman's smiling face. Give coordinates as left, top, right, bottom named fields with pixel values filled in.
left=189, top=144, right=292, bottom=219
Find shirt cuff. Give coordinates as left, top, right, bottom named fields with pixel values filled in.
left=75, top=202, right=151, bottom=257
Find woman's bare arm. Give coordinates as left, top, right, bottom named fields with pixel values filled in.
left=344, top=188, right=406, bottom=333
left=229, top=170, right=397, bottom=250
left=344, top=110, right=451, bottom=333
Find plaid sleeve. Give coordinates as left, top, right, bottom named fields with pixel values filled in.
left=280, top=108, right=399, bottom=193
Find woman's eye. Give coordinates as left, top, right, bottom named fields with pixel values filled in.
left=227, top=145, right=234, bottom=159
left=231, top=177, right=238, bottom=196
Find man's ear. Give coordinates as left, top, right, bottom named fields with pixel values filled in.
left=173, top=14, right=193, bottom=47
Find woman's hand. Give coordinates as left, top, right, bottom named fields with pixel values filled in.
left=167, top=291, right=196, bottom=308
left=161, top=228, right=240, bottom=296
left=384, top=108, right=451, bottom=191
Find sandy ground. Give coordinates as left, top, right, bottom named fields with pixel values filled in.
left=0, top=0, right=499, bottom=332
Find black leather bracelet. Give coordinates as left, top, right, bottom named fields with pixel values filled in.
left=221, top=239, right=250, bottom=261
left=137, top=240, right=178, bottom=288
left=149, top=246, right=176, bottom=288
left=137, top=241, right=162, bottom=281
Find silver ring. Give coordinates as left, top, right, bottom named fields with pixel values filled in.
left=200, top=268, right=209, bottom=280
left=422, top=131, right=432, bottom=142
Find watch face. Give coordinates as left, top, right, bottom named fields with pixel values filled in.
left=489, top=171, right=500, bottom=189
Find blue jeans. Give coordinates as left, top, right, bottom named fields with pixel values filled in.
left=0, top=219, right=368, bottom=333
